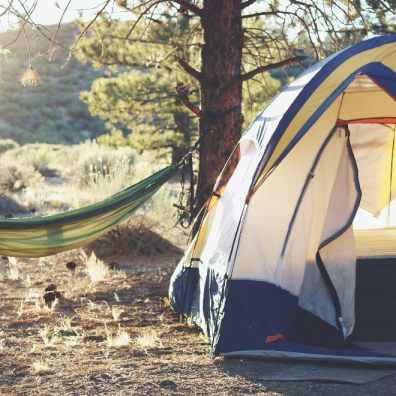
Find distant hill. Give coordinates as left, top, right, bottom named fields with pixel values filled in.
left=0, top=23, right=105, bottom=144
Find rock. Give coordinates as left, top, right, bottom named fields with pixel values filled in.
left=160, top=380, right=177, bottom=389
left=100, top=373, right=111, bottom=381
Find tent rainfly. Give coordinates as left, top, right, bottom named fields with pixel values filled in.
left=169, top=35, right=396, bottom=365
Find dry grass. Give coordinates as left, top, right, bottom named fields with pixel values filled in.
left=111, top=306, right=124, bottom=321
left=106, top=326, right=131, bottom=348
left=7, top=257, right=20, bottom=281
left=31, top=360, right=51, bottom=374
left=82, top=251, right=109, bottom=283
left=39, top=324, right=59, bottom=347
left=136, top=329, right=162, bottom=350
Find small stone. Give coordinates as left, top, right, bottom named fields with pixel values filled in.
left=100, top=373, right=111, bottom=381
left=160, top=380, right=177, bottom=389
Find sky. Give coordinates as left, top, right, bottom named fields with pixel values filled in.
left=0, top=0, right=131, bottom=32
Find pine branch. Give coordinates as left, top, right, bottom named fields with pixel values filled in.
left=290, top=0, right=313, bottom=7
left=169, top=0, right=203, bottom=17
left=175, top=56, right=202, bottom=81
left=173, top=85, right=203, bottom=117
left=242, top=11, right=280, bottom=18
left=241, top=0, right=258, bottom=9
left=240, top=56, right=305, bottom=81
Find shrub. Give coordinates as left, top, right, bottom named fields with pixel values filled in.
left=18, top=144, right=60, bottom=177
left=1, top=144, right=64, bottom=177
left=0, top=139, right=19, bottom=155
left=72, top=141, right=135, bottom=187
left=0, top=162, right=43, bottom=194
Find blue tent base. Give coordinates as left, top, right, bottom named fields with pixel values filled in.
left=214, top=279, right=396, bottom=365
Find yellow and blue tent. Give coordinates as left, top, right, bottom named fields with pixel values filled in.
left=170, top=35, right=396, bottom=364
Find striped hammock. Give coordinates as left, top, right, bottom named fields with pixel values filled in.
left=0, top=165, right=178, bottom=258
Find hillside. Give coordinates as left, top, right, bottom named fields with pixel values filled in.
left=0, top=23, right=105, bottom=144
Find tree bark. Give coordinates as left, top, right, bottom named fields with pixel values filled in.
left=196, top=0, right=243, bottom=211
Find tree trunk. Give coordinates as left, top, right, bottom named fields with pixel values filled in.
left=196, top=0, right=243, bottom=211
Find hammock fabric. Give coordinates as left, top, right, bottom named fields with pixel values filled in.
left=0, top=165, right=178, bottom=258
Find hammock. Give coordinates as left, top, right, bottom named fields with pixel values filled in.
left=0, top=165, right=178, bottom=258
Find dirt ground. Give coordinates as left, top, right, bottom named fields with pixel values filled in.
left=1, top=249, right=396, bottom=396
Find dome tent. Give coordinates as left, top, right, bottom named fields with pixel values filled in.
left=169, top=35, right=396, bottom=364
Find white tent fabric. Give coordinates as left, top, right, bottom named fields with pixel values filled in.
left=232, top=97, right=343, bottom=285
left=296, top=135, right=359, bottom=337
left=197, top=139, right=258, bottom=272
left=350, top=123, right=396, bottom=215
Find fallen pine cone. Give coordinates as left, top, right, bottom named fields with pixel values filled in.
left=65, top=261, right=77, bottom=271
left=45, top=284, right=57, bottom=292
left=43, top=290, right=61, bottom=308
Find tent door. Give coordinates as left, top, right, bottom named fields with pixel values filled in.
left=292, top=128, right=361, bottom=342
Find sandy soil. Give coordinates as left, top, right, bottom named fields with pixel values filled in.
left=1, top=250, right=396, bottom=396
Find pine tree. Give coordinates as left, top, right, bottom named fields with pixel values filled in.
left=77, top=15, right=200, bottom=163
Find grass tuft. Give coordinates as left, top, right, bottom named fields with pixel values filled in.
left=106, top=326, right=130, bottom=348
left=31, top=359, right=50, bottom=374
left=7, top=257, right=20, bottom=281
left=136, top=329, right=162, bottom=350
left=81, top=251, right=109, bottom=283
left=111, top=306, right=124, bottom=321
left=39, top=324, right=59, bottom=347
